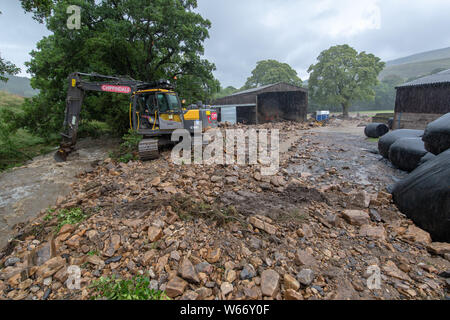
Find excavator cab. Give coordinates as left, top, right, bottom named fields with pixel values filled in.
left=133, top=90, right=184, bottom=134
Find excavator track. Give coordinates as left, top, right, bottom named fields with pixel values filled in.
left=138, top=138, right=159, bottom=161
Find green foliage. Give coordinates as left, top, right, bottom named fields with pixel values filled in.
left=14, top=0, right=219, bottom=139
left=0, top=56, right=19, bottom=84
left=20, top=0, right=55, bottom=23
left=54, top=207, right=87, bottom=233
left=213, top=86, right=238, bottom=100
left=0, top=92, right=56, bottom=171
left=109, top=129, right=142, bottom=163
left=308, top=44, right=385, bottom=117
left=90, top=275, right=169, bottom=300
left=244, top=59, right=302, bottom=89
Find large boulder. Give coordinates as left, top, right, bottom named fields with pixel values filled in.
left=364, top=123, right=389, bottom=138
left=378, top=129, right=423, bottom=159
left=422, top=113, right=450, bottom=155
left=388, top=138, right=428, bottom=172
left=392, top=149, right=450, bottom=242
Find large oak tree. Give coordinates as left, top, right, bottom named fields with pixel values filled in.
left=16, top=0, right=219, bottom=137
left=308, top=44, right=385, bottom=117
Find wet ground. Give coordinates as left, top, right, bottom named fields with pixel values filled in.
left=0, top=120, right=406, bottom=250
left=287, top=119, right=408, bottom=193
left=0, top=137, right=118, bottom=248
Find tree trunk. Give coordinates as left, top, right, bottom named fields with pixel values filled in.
left=341, top=102, right=350, bottom=118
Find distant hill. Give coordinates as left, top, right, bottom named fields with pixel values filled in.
left=386, top=47, right=450, bottom=66
left=381, top=47, right=450, bottom=82
left=0, top=75, right=38, bottom=97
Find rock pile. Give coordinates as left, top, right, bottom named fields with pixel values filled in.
left=1, top=120, right=449, bottom=300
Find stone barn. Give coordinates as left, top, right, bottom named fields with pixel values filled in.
left=212, top=83, right=308, bottom=124
left=393, top=69, right=450, bottom=129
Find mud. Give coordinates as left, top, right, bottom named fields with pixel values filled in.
left=289, top=119, right=408, bottom=192
left=0, top=137, right=118, bottom=248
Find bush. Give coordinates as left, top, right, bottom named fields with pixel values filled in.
left=110, top=129, right=142, bottom=163
left=90, top=275, right=169, bottom=300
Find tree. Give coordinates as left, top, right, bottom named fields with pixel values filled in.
left=15, top=0, right=218, bottom=137
left=0, top=56, right=20, bottom=83
left=213, top=85, right=238, bottom=100
left=308, top=44, right=385, bottom=117
left=20, top=0, right=55, bottom=23
left=244, top=59, right=302, bottom=89
left=0, top=11, right=20, bottom=82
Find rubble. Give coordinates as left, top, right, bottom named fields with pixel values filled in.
left=0, top=119, right=448, bottom=301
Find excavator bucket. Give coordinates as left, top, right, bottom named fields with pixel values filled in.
left=54, top=149, right=69, bottom=162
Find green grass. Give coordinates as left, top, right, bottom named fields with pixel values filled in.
left=90, top=275, right=170, bottom=300
left=330, top=110, right=394, bottom=118
left=0, top=91, right=58, bottom=171
left=0, top=90, right=24, bottom=110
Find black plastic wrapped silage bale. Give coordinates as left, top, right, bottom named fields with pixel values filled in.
left=422, top=113, right=450, bottom=155
left=364, top=123, right=389, bottom=138
left=418, top=153, right=437, bottom=167
left=378, top=129, right=424, bottom=159
left=392, top=149, right=450, bottom=242
left=388, top=138, right=428, bottom=172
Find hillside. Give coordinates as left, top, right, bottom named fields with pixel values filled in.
left=386, top=46, right=450, bottom=66
left=0, top=90, right=25, bottom=110
left=380, top=57, right=450, bottom=81
left=0, top=75, right=39, bottom=97
left=381, top=47, right=450, bottom=81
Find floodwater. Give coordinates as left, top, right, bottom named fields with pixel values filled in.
left=0, top=137, right=118, bottom=249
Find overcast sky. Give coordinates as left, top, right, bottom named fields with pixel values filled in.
left=1, top=0, right=450, bottom=88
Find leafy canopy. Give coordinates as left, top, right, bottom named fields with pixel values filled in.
left=308, top=44, right=385, bottom=116
left=15, top=0, right=219, bottom=138
left=244, top=59, right=302, bottom=89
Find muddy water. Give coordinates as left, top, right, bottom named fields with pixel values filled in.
left=288, top=120, right=408, bottom=192
left=0, top=138, right=118, bottom=248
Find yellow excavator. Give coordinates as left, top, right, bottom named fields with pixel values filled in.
left=55, top=72, right=218, bottom=162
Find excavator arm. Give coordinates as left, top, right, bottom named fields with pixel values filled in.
left=55, top=72, right=136, bottom=162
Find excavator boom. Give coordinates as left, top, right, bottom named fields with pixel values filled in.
left=55, top=73, right=138, bottom=161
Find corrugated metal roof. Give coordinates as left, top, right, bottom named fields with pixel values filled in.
left=229, top=82, right=305, bottom=96
left=397, top=69, right=450, bottom=88
left=230, top=83, right=278, bottom=96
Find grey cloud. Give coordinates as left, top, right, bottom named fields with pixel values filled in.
left=1, top=0, right=450, bottom=86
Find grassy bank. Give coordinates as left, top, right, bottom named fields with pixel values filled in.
left=0, top=91, right=56, bottom=171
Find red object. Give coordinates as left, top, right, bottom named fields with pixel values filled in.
left=101, top=85, right=131, bottom=94
left=211, top=112, right=218, bottom=121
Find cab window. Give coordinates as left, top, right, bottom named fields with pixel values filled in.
left=167, top=93, right=181, bottom=110
left=157, top=93, right=169, bottom=112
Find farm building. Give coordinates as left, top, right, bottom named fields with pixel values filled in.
left=393, top=69, right=450, bottom=129
left=212, top=83, right=308, bottom=124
